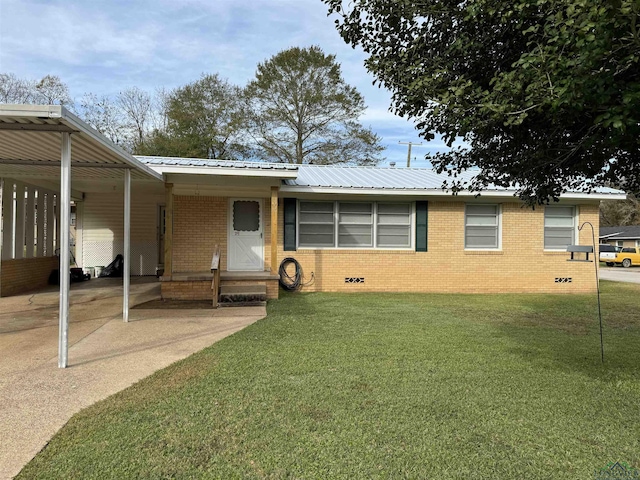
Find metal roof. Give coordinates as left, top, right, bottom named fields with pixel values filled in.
left=283, top=165, right=625, bottom=198
left=138, top=156, right=298, bottom=171
left=285, top=164, right=484, bottom=190
left=135, top=155, right=625, bottom=199
left=0, top=105, right=162, bottom=181
left=600, top=226, right=640, bottom=239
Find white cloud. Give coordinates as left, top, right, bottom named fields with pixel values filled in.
left=0, top=0, right=453, bottom=164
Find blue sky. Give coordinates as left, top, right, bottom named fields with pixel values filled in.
left=0, top=0, right=450, bottom=166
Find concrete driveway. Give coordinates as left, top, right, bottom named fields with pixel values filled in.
left=0, top=278, right=266, bottom=479
left=600, top=267, right=640, bottom=284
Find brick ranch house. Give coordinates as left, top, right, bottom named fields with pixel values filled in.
left=72, top=156, right=625, bottom=301
left=599, top=225, right=640, bottom=249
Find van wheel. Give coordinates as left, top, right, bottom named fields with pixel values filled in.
left=622, top=258, right=632, bottom=268
left=606, top=262, right=614, bottom=267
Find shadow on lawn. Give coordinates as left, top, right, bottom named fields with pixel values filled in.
left=494, top=284, right=640, bottom=379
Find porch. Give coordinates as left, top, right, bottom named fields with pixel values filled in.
left=152, top=158, right=299, bottom=304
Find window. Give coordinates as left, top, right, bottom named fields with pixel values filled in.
left=338, top=203, right=373, bottom=247
left=622, top=247, right=636, bottom=253
left=297, top=201, right=412, bottom=249
left=377, top=203, right=412, bottom=247
left=465, top=205, right=500, bottom=249
left=298, top=201, right=334, bottom=247
left=544, top=206, right=576, bottom=250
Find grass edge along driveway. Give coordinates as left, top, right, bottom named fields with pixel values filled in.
left=18, top=281, right=640, bottom=479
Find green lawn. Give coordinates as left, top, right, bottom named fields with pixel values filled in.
left=19, top=282, right=640, bottom=479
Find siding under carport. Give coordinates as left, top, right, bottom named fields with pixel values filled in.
left=81, top=192, right=164, bottom=276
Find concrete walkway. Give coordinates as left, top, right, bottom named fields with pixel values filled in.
left=0, top=279, right=266, bottom=479
left=600, top=267, right=640, bottom=284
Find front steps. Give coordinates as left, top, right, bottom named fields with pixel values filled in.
left=219, top=284, right=267, bottom=307
left=160, top=270, right=279, bottom=305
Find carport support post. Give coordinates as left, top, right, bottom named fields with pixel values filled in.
left=58, top=132, right=71, bottom=369
left=123, top=168, right=131, bottom=322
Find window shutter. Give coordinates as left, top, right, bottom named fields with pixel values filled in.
left=415, top=201, right=428, bottom=252
left=283, top=198, right=297, bottom=251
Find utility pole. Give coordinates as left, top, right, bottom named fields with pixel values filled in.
left=398, top=141, right=424, bottom=167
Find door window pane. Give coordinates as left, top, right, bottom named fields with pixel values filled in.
left=233, top=201, right=260, bottom=231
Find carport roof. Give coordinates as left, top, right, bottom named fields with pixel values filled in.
left=0, top=104, right=162, bottom=181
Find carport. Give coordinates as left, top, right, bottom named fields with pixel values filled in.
left=0, top=104, right=163, bottom=368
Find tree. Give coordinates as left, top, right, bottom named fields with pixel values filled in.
left=117, top=87, right=153, bottom=148
left=34, top=74, right=73, bottom=107
left=0, top=73, right=33, bottom=103
left=0, top=73, right=73, bottom=107
left=324, top=0, right=640, bottom=203
left=79, top=93, right=127, bottom=146
left=245, top=46, right=384, bottom=165
left=600, top=194, right=640, bottom=226
left=138, top=74, right=250, bottom=159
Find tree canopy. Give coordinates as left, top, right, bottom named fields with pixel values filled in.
left=138, top=74, right=251, bottom=160
left=0, top=73, right=72, bottom=106
left=324, top=0, right=640, bottom=203
left=600, top=193, right=640, bottom=226
left=245, top=46, right=384, bottom=165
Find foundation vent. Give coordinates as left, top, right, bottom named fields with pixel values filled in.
left=555, top=277, right=573, bottom=283
left=345, top=277, right=365, bottom=284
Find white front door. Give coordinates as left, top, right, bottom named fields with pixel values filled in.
left=228, top=199, right=263, bottom=271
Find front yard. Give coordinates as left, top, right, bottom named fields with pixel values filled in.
left=19, top=282, right=640, bottom=479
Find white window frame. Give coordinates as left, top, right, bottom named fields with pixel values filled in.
left=297, top=201, right=335, bottom=248
left=543, top=205, right=578, bottom=251
left=464, top=204, right=502, bottom=251
left=296, top=200, right=414, bottom=250
left=337, top=202, right=374, bottom=248
left=376, top=202, right=413, bottom=249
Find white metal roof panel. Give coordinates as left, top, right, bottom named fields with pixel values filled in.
left=283, top=164, right=624, bottom=197
left=137, top=156, right=298, bottom=171
left=285, top=164, right=477, bottom=190
left=0, top=105, right=162, bottom=181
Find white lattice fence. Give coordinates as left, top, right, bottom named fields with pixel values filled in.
left=83, top=240, right=158, bottom=276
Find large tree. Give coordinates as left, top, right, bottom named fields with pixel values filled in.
left=324, top=0, right=640, bottom=203
left=118, top=87, right=153, bottom=149
left=34, top=74, right=73, bottom=106
left=79, top=93, right=127, bottom=145
left=600, top=193, right=640, bottom=227
left=0, top=73, right=33, bottom=103
left=138, top=74, right=250, bottom=160
left=245, top=46, right=384, bottom=165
